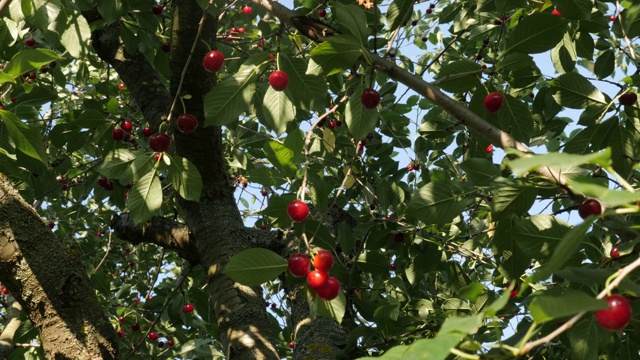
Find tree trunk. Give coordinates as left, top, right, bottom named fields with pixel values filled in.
left=0, top=176, right=118, bottom=359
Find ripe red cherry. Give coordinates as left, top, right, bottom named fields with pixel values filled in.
left=620, top=93, right=637, bottom=106
left=48, top=222, right=55, bottom=229
left=161, top=43, right=171, bottom=53
left=313, top=250, right=334, bottom=272
left=148, top=133, right=171, bottom=152
left=131, top=323, right=141, bottom=332
left=483, top=92, right=504, bottom=113
left=242, top=5, right=252, bottom=15
left=307, top=270, right=329, bottom=289
left=287, top=200, right=309, bottom=222
left=167, top=340, right=175, bottom=347
left=157, top=341, right=165, bottom=348
left=361, top=88, right=381, bottom=109
left=118, top=316, right=125, bottom=323
left=143, top=127, right=153, bottom=137
left=316, top=277, right=340, bottom=300
left=177, top=113, right=198, bottom=134
left=595, top=294, right=632, bottom=331
left=551, top=9, right=562, bottom=17
left=1, top=288, right=8, bottom=295
left=118, top=83, right=125, bottom=90
left=610, top=15, right=617, bottom=22
left=148, top=332, right=159, bottom=341
left=610, top=246, right=620, bottom=259
left=121, top=120, right=133, bottom=132
left=578, top=199, right=603, bottom=219
left=390, top=264, right=396, bottom=271
left=288, top=253, right=310, bottom=278
left=269, top=70, right=289, bottom=91
left=25, top=38, right=36, bottom=47
left=152, top=4, right=163, bottom=15
left=182, top=303, right=194, bottom=313
left=117, top=329, right=125, bottom=338
left=112, top=128, right=125, bottom=141
left=203, top=50, right=225, bottom=73
left=485, top=144, right=494, bottom=153
left=318, top=9, right=326, bottom=17
left=289, top=342, right=295, bottom=349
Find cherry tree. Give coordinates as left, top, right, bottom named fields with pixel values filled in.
left=1, top=0, right=639, bottom=359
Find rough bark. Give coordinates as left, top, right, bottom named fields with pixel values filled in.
left=0, top=294, right=22, bottom=360
left=0, top=175, right=118, bottom=359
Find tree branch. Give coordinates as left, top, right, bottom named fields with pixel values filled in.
left=0, top=294, right=22, bottom=360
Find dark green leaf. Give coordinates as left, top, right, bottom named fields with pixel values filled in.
left=529, top=289, right=606, bottom=323
left=506, top=13, right=568, bottom=54
left=408, top=181, right=474, bottom=227
left=0, top=110, right=47, bottom=165
left=223, top=248, right=287, bottom=286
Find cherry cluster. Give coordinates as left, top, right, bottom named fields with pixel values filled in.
left=288, top=250, right=340, bottom=301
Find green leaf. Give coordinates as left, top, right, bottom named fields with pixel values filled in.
left=508, top=149, right=611, bottom=177
left=57, top=10, right=91, bottom=58
left=99, top=149, right=138, bottom=179
left=307, top=35, right=363, bottom=76
left=490, top=184, right=537, bottom=221
left=550, top=72, right=607, bottom=109
left=204, top=54, right=268, bottom=126
left=438, top=314, right=483, bottom=336
left=2, top=49, right=60, bottom=78
left=333, top=3, right=370, bottom=45
left=223, top=248, right=287, bottom=286
left=0, top=110, right=47, bottom=165
left=316, top=290, right=346, bottom=324
left=529, top=218, right=595, bottom=283
left=529, top=289, right=606, bottom=323
left=556, top=0, right=594, bottom=20
left=263, top=141, right=297, bottom=178
left=366, top=334, right=461, bottom=360
left=345, top=86, right=378, bottom=141
left=261, top=86, right=296, bottom=135
left=457, top=283, right=485, bottom=303
left=127, top=170, right=163, bottom=224
left=167, top=155, right=202, bottom=202
left=373, top=303, right=400, bottom=334
left=551, top=32, right=576, bottom=74
left=434, top=60, right=482, bottom=93
left=497, top=94, right=534, bottom=143
left=387, top=0, right=413, bottom=32
left=279, top=56, right=328, bottom=113
left=594, top=49, right=615, bottom=79
left=506, top=13, right=568, bottom=54
left=568, top=317, right=599, bottom=360
left=407, top=181, right=474, bottom=227
left=459, top=158, right=501, bottom=185
left=568, top=177, right=640, bottom=207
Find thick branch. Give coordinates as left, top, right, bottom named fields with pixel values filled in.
left=110, top=213, right=199, bottom=264
left=0, top=175, right=117, bottom=359
left=0, top=294, right=22, bottom=360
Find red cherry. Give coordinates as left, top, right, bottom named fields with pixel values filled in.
left=413, top=163, right=420, bottom=170
left=393, top=233, right=405, bottom=243
left=177, top=113, right=198, bottom=134
left=152, top=4, right=164, bottom=15
left=161, top=43, right=171, bottom=53
left=595, top=294, right=632, bottom=331
left=118, top=316, right=125, bottom=323
left=230, top=27, right=239, bottom=34
left=269, top=70, right=289, bottom=91
left=288, top=253, right=310, bottom=278
left=167, top=340, right=175, bottom=347
left=313, top=250, right=334, bottom=272
left=620, top=93, right=637, bottom=106
left=261, top=190, right=269, bottom=197
left=483, top=92, right=504, bottom=113
left=182, top=303, right=194, bottom=313
left=361, top=88, right=381, bottom=109
left=143, top=127, right=153, bottom=137
left=158, top=341, right=165, bottom=348
left=426, top=8, right=432, bottom=14
left=390, top=264, right=396, bottom=271
left=328, top=120, right=337, bottom=129
left=551, top=9, right=562, bottom=17
left=25, top=38, right=36, bottom=47
left=238, top=27, right=246, bottom=34
left=318, top=9, right=326, bottom=17
left=2, top=288, right=9, bottom=295
left=118, top=83, right=125, bottom=90
left=307, top=270, right=329, bottom=289
left=485, top=144, right=494, bottom=153
left=242, top=5, right=252, bottom=15
left=287, top=200, right=309, bottom=222
left=260, top=224, right=267, bottom=230
left=578, top=199, right=603, bottom=219
left=202, top=50, right=225, bottom=73
left=148, top=332, right=159, bottom=341
left=289, top=342, right=295, bottom=349
left=610, top=15, right=617, bottom=22
left=316, top=277, right=340, bottom=300
left=117, top=329, right=125, bottom=338
left=148, top=133, right=171, bottom=152
left=48, top=222, right=55, bottom=229
left=506, top=281, right=520, bottom=298
left=610, top=246, right=620, bottom=259
left=133, top=297, right=140, bottom=303
left=112, top=128, right=125, bottom=141
left=131, top=323, right=140, bottom=332
left=121, top=120, right=133, bottom=132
